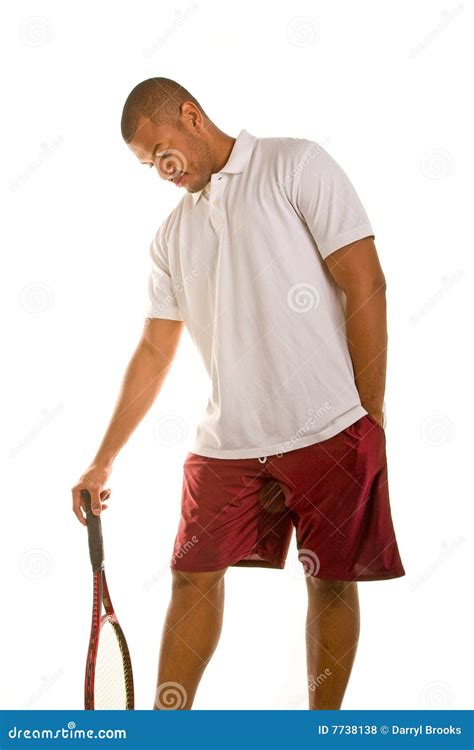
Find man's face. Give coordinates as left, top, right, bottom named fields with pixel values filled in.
left=127, top=115, right=213, bottom=193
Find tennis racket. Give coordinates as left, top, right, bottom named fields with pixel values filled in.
left=82, top=488, right=134, bottom=709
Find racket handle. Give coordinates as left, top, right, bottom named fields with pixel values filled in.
left=81, top=489, right=104, bottom=572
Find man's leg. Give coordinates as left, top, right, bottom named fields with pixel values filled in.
left=154, top=567, right=227, bottom=710
left=305, top=577, right=360, bottom=709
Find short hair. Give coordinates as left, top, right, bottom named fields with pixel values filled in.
left=120, top=77, right=209, bottom=143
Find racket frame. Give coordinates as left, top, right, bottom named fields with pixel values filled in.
left=82, top=490, right=134, bottom=710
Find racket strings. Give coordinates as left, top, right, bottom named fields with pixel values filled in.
left=94, top=619, right=130, bottom=709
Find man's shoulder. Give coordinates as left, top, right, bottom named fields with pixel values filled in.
left=251, top=134, right=334, bottom=185
left=254, top=133, right=320, bottom=161
left=249, top=134, right=333, bottom=197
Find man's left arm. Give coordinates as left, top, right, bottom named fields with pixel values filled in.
left=324, top=236, right=387, bottom=428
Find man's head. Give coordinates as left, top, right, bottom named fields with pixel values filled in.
left=121, top=77, right=221, bottom=193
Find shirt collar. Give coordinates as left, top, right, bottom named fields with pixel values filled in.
left=190, top=128, right=257, bottom=206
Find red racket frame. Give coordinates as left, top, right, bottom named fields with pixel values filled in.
left=82, top=490, right=134, bottom=710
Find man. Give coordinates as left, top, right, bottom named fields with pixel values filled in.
left=72, top=77, right=405, bottom=710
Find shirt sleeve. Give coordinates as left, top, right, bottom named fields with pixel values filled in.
left=294, top=142, right=375, bottom=260
left=145, top=223, right=184, bottom=321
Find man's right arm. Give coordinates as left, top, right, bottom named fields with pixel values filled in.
left=71, top=318, right=184, bottom=524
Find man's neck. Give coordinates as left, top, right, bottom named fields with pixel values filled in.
left=211, top=130, right=236, bottom=173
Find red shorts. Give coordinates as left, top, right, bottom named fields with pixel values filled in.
left=170, top=414, right=405, bottom=581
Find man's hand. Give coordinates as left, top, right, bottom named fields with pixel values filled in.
left=72, top=463, right=112, bottom=526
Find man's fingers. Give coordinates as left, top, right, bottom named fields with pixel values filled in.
left=90, top=488, right=102, bottom=516
left=72, top=485, right=111, bottom=525
left=72, top=488, right=87, bottom=526
left=72, top=487, right=100, bottom=522
left=75, top=509, right=87, bottom=526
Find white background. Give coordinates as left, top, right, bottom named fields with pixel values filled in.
left=1, top=0, right=472, bottom=711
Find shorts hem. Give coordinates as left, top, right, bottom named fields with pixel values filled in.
left=170, top=552, right=287, bottom=572
left=306, top=568, right=406, bottom=582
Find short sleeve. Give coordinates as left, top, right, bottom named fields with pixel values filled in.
left=145, top=224, right=184, bottom=321
left=294, top=142, right=375, bottom=259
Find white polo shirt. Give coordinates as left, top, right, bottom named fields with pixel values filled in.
left=146, top=129, right=374, bottom=459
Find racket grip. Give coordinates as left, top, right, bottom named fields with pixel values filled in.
left=81, top=489, right=104, bottom=571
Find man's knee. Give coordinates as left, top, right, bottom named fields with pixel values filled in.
left=306, top=576, right=356, bottom=598
left=171, top=567, right=227, bottom=594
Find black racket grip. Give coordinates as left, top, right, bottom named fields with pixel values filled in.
left=81, top=489, right=104, bottom=572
